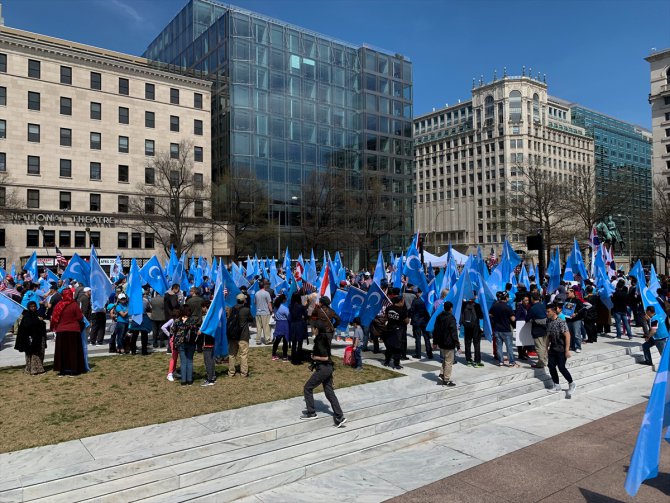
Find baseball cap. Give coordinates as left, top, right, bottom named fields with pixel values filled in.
left=118, top=293, right=127, bottom=300
left=236, top=293, right=246, bottom=301
left=83, top=287, right=91, bottom=293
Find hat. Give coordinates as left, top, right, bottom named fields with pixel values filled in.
left=118, top=293, right=127, bottom=300
left=339, top=280, right=347, bottom=287
left=319, top=296, right=331, bottom=306
left=49, top=281, right=58, bottom=289
left=364, top=272, right=371, bottom=277
left=83, top=287, right=91, bottom=293
left=236, top=293, right=246, bottom=302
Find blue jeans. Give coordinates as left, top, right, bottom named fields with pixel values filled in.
left=114, top=322, right=128, bottom=350
left=179, top=343, right=196, bottom=383
left=567, top=320, right=582, bottom=350
left=643, top=337, right=667, bottom=363
left=495, top=331, right=515, bottom=364
left=354, top=346, right=362, bottom=368
left=613, top=312, right=632, bottom=339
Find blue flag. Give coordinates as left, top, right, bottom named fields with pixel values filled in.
left=359, top=281, right=389, bottom=326
left=0, top=294, right=25, bottom=344
left=111, top=255, right=123, bottom=282
left=339, top=286, right=367, bottom=327
left=219, top=264, right=242, bottom=308
left=90, top=252, right=114, bottom=312
left=24, top=251, right=38, bottom=281
left=201, top=261, right=228, bottom=358
left=247, top=281, right=260, bottom=317
left=140, top=256, right=169, bottom=294
left=46, top=268, right=60, bottom=284
left=283, top=247, right=291, bottom=273
left=546, top=248, right=561, bottom=294
left=126, top=259, right=144, bottom=325
left=305, top=250, right=318, bottom=285
left=0, top=267, right=5, bottom=281
left=61, top=253, right=90, bottom=287
left=402, top=241, right=428, bottom=292
left=624, top=341, right=670, bottom=496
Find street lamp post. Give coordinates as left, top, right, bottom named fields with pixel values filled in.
left=616, top=213, right=632, bottom=269
left=432, top=207, right=455, bottom=255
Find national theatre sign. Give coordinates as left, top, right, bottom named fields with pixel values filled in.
left=10, top=213, right=117, bottom=227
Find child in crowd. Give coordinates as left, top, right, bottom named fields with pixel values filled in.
left=352, top=317, right=364, bottom=371
left=162, top=309, right=180, bottom=382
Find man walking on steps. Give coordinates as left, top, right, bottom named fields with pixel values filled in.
left=300, top=321, right=347, bottom=428
left=546, top=303, right=576, bottom=398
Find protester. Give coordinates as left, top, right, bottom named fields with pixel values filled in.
left=51, top=288, right=87, bottom=376
left=582, top=286, right=599, bottom=344
left=313, top=296, right=340, bottom=342
left=514, top=294, right=531, bottom=360
left=289, top=292, right=309, bottom=365
left=461, top=295, right=484, bottom=366
left=640, top=306, right=668, bottom=366
left=14, top=301, right=47, bottom=375
left=170, top=305, right=199, bottom=385
left=564, top=287, right=585, bottom=353
left=128, top=287, right=152, bottom=355
left=545, top=303, right=576, bottom=398
left=433, top=301, right=459, bottom=386
left=149, top=289, right=166, bottom=348
left=490, top=291, right=518, bottom=368
left=228, top=293, right=253, bottom=377
left=111, top=293, right=129, bottom=354
left=528, top=292, right=548, bottom=369
left=199, top=300, right=217, bottom=386
left=611, top=279, right=632, bottom=339
left=382, top=295, right=408, bottom=370
left=352, top=316, right=364, bottom=371
left=162, top=309, right=180, bottom=382
left=271, top=294, right=290, bottom=361
left=409, top=287, right=431, bottom=359
left=254, top=281, right=273, bottom=345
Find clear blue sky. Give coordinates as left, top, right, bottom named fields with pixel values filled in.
left=4, top=0, right=669, bottom=128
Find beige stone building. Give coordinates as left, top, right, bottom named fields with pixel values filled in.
left=645, top=47, right=670, bottom=271
left=413, top=73, right=594, bottom=255
left=0, top=25, right=229, bottom=271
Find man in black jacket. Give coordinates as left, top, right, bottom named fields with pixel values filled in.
left=460, top=296, right=484, bottom=367
left=409, top=288, right=432, bottom=359
left=432, top=301, right=460, bottom=386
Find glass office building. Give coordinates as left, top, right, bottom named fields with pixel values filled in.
left=144, top=0, right=414, bottom=264
left=570, top=106, right=653, bottom=261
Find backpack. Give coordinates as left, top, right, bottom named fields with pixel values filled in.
left=227, top=306, right=242, bottom=341
left=343, top=346, right=355, bottom=367
left=461, top=302, right=478, bottom=329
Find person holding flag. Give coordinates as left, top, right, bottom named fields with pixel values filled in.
left=51, top=287, right=87, bottom=377
left=640, top=305, right=668, bottom=366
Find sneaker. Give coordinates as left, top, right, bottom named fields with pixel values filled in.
left=638, top=360, right=653, bottom=366
left=354, top=367, right=363, bottom=372
left=547, top=384, right=561, bottom=393
left=476, top=362, right=484, bottom=368
left=467, top=360, right=474, bottom=367
left=566, top=382, right=576, bottom=399
left=282, top=357, right=289, bottom=362
left=200, top=380, right=211, bottom=387
left=393, top=365, right=404, bottom=370
left=445, top=381, right=456, bottom=387
left=166, top=373, right=174, bottom=382
left=272, top=356, right=279, bottom=361
left=334, top=417, right=347, bottom=428
left=300, top=412, right=318, bottom=420
left=575, top=349, right=582, bottom=353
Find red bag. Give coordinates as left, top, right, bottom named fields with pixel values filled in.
left=343, top=346, right=355, bottom=367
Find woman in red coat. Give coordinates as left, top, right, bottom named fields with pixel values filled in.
left=51, top=288, right=87, bottom=376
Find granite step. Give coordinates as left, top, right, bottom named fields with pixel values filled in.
left=25, top=349, right=649, bottom=502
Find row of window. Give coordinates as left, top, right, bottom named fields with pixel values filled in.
left=23, top=189, right=205, bottom=216
left=12, top=229, right=205, bottom=249
left=0, top=53, right=204, bottom=108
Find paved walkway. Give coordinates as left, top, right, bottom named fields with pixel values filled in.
left=386, top=401, right=670, bottom=503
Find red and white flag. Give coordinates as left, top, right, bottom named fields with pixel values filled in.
left=319, top=265, right=331, bottom=299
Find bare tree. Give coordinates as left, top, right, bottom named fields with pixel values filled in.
left=212, top=168, right=271, bottom=258
left=300, top=168, right=346, bottom=253
left=128, top=140, right=210, bottom=257
left=0, top=171, right=21, bottom=216
left=653, top=179, right=670, bottom=274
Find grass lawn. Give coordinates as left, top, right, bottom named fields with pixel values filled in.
left=0, top=347, right=398, bottom=453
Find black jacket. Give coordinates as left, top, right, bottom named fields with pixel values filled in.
left=433, top=311, right=460, bottom=350
left=409, top=296, right=430, bottom=328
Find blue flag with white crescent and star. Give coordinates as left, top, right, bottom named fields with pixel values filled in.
left=61, top=253, right=90, bottom=287
left=359, top=280, right=388, bottom=327
left=126, top=259, right=145, bottom=325
left=201, top=261, right=228, bottom=358
left=140, top=256, right=169, bottom=294
left=402, top=240, right=428, bottom=292
left=373, top=250, right=385, bottom=286
left=90, top=251, right=114, bottom=312
left=24, top=251, right=38, bottom=282
left=0, top=294, right=25, bottom=344
left=624, top=341, right=670, bottom=496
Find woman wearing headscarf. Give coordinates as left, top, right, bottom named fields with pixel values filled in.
left=14, top=301, right=47, bottom=375
left=51, top=288, right=87, bottom=376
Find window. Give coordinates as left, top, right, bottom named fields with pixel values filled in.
left=665, top=96, right=670, bottom=106
left=59, top=191, right=71, bottom=210
left=170, top=143, right=179, bottom=159
left=0, top=152, right=5, bottom=171
left=170, top=88, right=179, bottom=104
left=90, top=162, right=101, bottom=180
left=90, top=231, right=100, bottom=248
left=0, top=86, right=5, bottom=106
left=509, top=90, right=521, bottom=122
left=0, top=186, right=4, bottom=206
left=118, top=195, right=128, bottom=213
left=27, top=230, right=39, bottom=247
left=60, top=128, right=72, bottom=147
left=90, top=72, right=101, bottom=90
left=194, top=146, right=203, bottom=162
left=532, top=93, right=540, bottom=123
left=118, top=77, right=129, bottom=95
left=118, top=136, right=129, bottom=153
left=27, top=156, right=40, bottom=175
left=194, top=92, right=203, bottom=109
left=28, top=91, right=40, bottom=110
left=90, top=102, right=101, bottom=120
left=194, top=119, right=203, bottom=135
left=194, top=173, right=204, bottom=189
left=131, top=232, right=142, bottom=249
left=145, top=83, right=155, bottom=100
left=194, top=234, right=204, bottom=244
left=118, top=164, right=129, bottom=182
left=90, top=132, right=101, bottom=149
left=0, top=119, right=4, bottom=138
left=59, top=231, right=71, bottom=248
left=27, top=189, right=39, bottom=208
left=170, top=115, right=179, bottom=132
left=194, top=200, right=204, bottom=217
left=74, top=231, right=86, bottom=248
left=145, top=197, right=155, bottom=213
left=145, top=139, right=155, bottom=156
left=145, top=233, right=154, bottom=249
left=145, top=167, right=155, bottom=184
left=28, top=59, right=41, bottom=79
left=118, top=107, right=129, bottom=124
left=145, top=111, right=155, bottom=128
left=60, top=159, right=72, bottom=177
left=0, top=228, right=3, bottom=247
left=27, top=123, right=40, bottom=142
left=90, top=193, right=101, bottom=211
left=0, top=54, right=6, bottom=73
left=60, top=97, right=72, bottom=115
left=60, top=66, right=72, bottom=85
left=43, top=230, right=55, bottom=247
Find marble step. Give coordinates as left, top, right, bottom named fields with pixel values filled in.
left=16, top=347, right=642, bottom=502
left=130, top=360, right=650, bottom=503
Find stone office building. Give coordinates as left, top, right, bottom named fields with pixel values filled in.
left=0, top=25, right=222, bottom=271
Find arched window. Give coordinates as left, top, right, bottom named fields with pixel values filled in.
left=484, top=95, right=494, bottom=119
left=666, top=68, right=670, bottom=84
left=509, top=90, right=522, bottom=123
left=533, top=93, right=540, bottom=123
